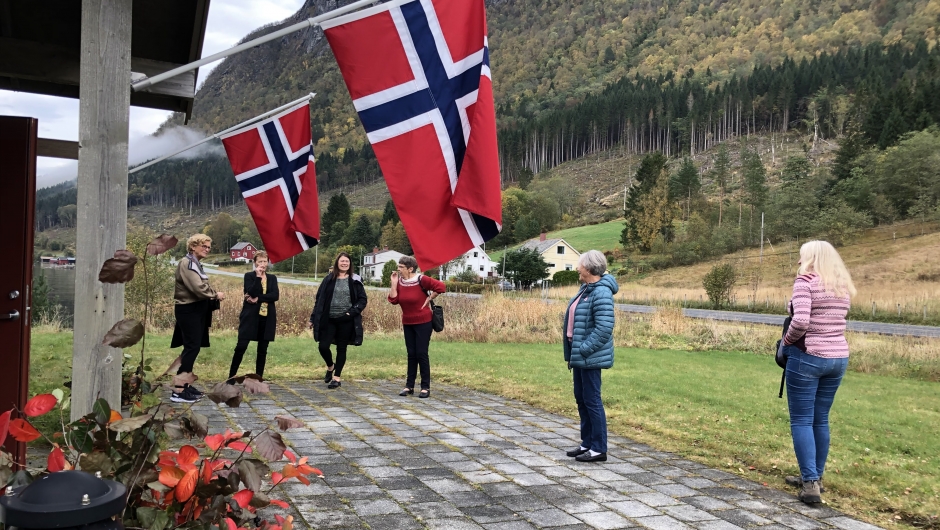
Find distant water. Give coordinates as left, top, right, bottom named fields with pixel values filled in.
left=32, top=262, right=75, bottom=325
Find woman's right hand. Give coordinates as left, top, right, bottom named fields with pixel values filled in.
left=390, top=271, right=399, bottom=285
left=217, top=291, right=226, bottom=301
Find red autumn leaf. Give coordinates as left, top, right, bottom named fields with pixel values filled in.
left=225, top=518, right=237, bottom=530
left=283, top=450, right=297, bottom=464
left=281, top=464, right=299, bottom=479
left=232, top=489, right=254, bottom=508
left=270, top=472, right=283, bottom=485
left=226, top=441, right=252, bottom=453
left=146, top=234, right=179, bottom=256
left=178, top=461, right=198, bottom=472
left=47, top=446, right=66, bottom=472
left=175, top=468, right=198, bottom=502
left=159, top=466, right=186, bottom=488
left=297, top=464, right=321, bottom=477
left=270, top=499, right=289, bottom=509
left=201, top=461, right=213, bottom=485
left=297, top=456, right=307, bottom=466
left=296, top=475, right=310, bottom=486
left=0, top=410, right=11, bottom=447
left=224, top=429, right=245, bottom=442
left=178, top=445, right=199, bottom=465
left=204, top=434, right=224, bottom=451
left=9, top=419, right=40, bottom=442
left=275, top=515, right=285, bottom=524
left=24, top=394, right=58, bottom=417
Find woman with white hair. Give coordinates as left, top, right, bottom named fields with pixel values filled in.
left=781, top=241, right=855, bottom=504
left=563, top=250, right=618, bottom=463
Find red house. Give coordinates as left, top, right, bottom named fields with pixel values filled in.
left=230, top=242, right=257, bottom=261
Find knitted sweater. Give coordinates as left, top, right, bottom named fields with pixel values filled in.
left=784, top=273, right=850, bottom=358
left=387, top=274, right=446, bottom=325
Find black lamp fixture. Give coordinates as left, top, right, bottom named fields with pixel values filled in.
left=0, top=470, right=127, bottom=529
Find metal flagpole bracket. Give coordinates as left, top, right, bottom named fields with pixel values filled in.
left=129, top=93, right=316, bottom=174
left=130, top=0, right=382, bottom=92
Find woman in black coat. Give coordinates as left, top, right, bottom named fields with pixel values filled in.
left=229, top=251, right=279, bottom=382
left=309, top=252, right=368, bottom=389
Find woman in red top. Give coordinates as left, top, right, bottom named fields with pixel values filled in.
left=387, top=255, right=445, bottom=398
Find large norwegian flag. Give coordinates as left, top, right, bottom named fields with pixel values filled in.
left=219, top=102, right=320, bottom=263
left=323, top=0, right=502, bottom=270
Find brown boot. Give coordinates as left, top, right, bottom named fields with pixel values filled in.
left=798, top=480, right=822, bottom=504
left=786, top=476, right=825, bottom=492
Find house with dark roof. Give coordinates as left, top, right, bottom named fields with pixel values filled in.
left=520, top=232, right=581, bottom=276
left=230, top=242, right=258, bottom=262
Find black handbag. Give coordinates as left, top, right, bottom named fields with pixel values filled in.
left=775, top=313, right=806, bottom=398
left=428, top=294, right=444, bottom=332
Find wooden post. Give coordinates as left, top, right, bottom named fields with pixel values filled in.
left=71, top=0, right=132, bottom=420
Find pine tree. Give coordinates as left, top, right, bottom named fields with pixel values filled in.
left=669, top=157, right=700, bottom=218
left=712, top=144, right=731, bottom=226
left=348, top=214, right=377, bottom=249
left=622, top=152, right=668, bottom=249
left=380, top=199, right=399, bottom=227
left=741, top=147, right=768, bottom=209
left=321, top=193, right=351, bottom=246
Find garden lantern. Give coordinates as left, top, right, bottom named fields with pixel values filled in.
left=0, top=471, right=126, bottom=529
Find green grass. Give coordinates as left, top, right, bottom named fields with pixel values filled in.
left=489, top=220, right=624, bottom=262
left=29, top=331, right=939, bottom=528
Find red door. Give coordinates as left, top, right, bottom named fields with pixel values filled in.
left=0, top=116, right=37, bottom=463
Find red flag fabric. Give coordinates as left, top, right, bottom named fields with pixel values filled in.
left=220, top=102, right=320, bottom=263
left=323, top=0, right=502, bottom=270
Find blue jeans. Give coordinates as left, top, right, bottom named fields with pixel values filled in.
left=785, top=346, right=848, bottom=481
left=572, top=367, right=607, bottom=454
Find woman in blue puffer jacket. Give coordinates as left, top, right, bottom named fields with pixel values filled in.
left=563, top=250, right=619, bottom=463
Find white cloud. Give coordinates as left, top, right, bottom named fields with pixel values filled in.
left=0, top=0, right=305, bottom=188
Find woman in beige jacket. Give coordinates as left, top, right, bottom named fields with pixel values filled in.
left=170, top=233, right=225, bottom=403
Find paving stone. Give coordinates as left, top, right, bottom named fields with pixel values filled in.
left=482, top=482, right=530, bottom=497
left=332, top=485, right=385, bottom=499
left=349, top=498, right=404, bottom=516
left=500, top=494, right=555, bottom=512
left=713, top=509, right=773, bottom=527
left=683, top=496, right=736, bottom=511
left=444, top=490, right=498, bottom=508
left=697, top=488, right=754, bottom=501
left=408, top=501, right=465, bottom=519
left=521, top=508, right=584, bottom=527
left=424, top=518, right=485, bottom=530
left=462, top=504, right=523, bottom=524
left=690, top=521, right=745, bottom=530
left=632, top=515, right=694, bottom=530
left=387, top=487, right=445, bottom=503
left=550, top=497, right=606, bottom=514
left=361, top=514, right=424, bottom=530
left=483, top=520, right=540, bottom=530
left=824, top=517, right=884, bottom=530
left=660, top=505, right=720, bottom=522
left=463, top=470, right=511, bottom=483
left=575, top=510, right=636, bottom=529
left=768, top=513, right=826, bottom=530
left=606, top=500, right=664, bottom=518
left=298, top=511, right=365, bottom=528
left=512, top=473, right=558, bottom=486
left=733, top=499, right=787, bottom=514
left=633, top=492, right=684, bottom=507
left=652, top=484, right=700, bottom=497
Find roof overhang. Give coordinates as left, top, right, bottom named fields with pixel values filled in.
left=0, top=0, right=211, bottom=120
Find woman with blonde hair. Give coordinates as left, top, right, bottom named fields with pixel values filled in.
left=781, top=240, right=855, bottom=504
left=171, top=234, right=225, bottom=403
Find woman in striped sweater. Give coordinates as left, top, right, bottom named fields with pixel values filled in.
left=782, top=240, right=855, bottom=504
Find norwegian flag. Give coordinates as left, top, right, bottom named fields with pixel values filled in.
left=219, top=102, right=320, bottom=263
left=323, top=0, right=502, bottom=270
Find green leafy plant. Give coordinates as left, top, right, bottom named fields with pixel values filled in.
left=702, top=263, right=737, bottom=309
left=1, top=233, right=321, bottom=530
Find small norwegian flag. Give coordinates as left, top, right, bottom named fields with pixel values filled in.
left=220, top=101, right=320, bottom=263
left=323, top=0, right=502, bottom=270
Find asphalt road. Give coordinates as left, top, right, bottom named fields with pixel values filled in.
left=201, top=268, right=940, bottom=338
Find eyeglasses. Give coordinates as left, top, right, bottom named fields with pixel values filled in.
left=200, top=245, right=211, bottom=250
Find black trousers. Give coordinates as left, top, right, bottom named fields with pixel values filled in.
left=175, top=300, right=209, bottom=374
left=403, top=321, right=433, bottom=390
left=319, top=316, right=354, bottom=377
left=230, top=316, right=270, bottom=379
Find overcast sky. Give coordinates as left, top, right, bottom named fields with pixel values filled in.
left=0, top=0, right=305, bottom=188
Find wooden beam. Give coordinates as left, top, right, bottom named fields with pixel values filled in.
left=0, top=36, right=195, bottom=100
left=37, top=138, right=79, bottom=160
left=72, top=0, right=131, bottom=420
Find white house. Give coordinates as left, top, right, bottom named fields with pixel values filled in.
left=443, top=246, right=500, bottom=280
left=360, top=246, right=406, bottom=282
left=520, top=233, right=581, bottom=277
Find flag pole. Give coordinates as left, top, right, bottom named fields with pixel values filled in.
left=128, top=92, right=316, bottom=174
left=131, top=0, right=383, bottom=92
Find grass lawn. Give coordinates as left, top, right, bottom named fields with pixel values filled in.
left=489, top=220, right=624, bottom=262
left=29, top=331, right=939, bottom=528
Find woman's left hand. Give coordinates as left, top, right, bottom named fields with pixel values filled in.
left=421, top=295, right=433, bottom=309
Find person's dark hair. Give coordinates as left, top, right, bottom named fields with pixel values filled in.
left=398, top=255, right=418, bottom=273
left=333, top=252, right=353, bottom=275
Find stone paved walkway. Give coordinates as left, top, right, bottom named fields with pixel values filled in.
left=195, top=380, right=883, bottom=530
